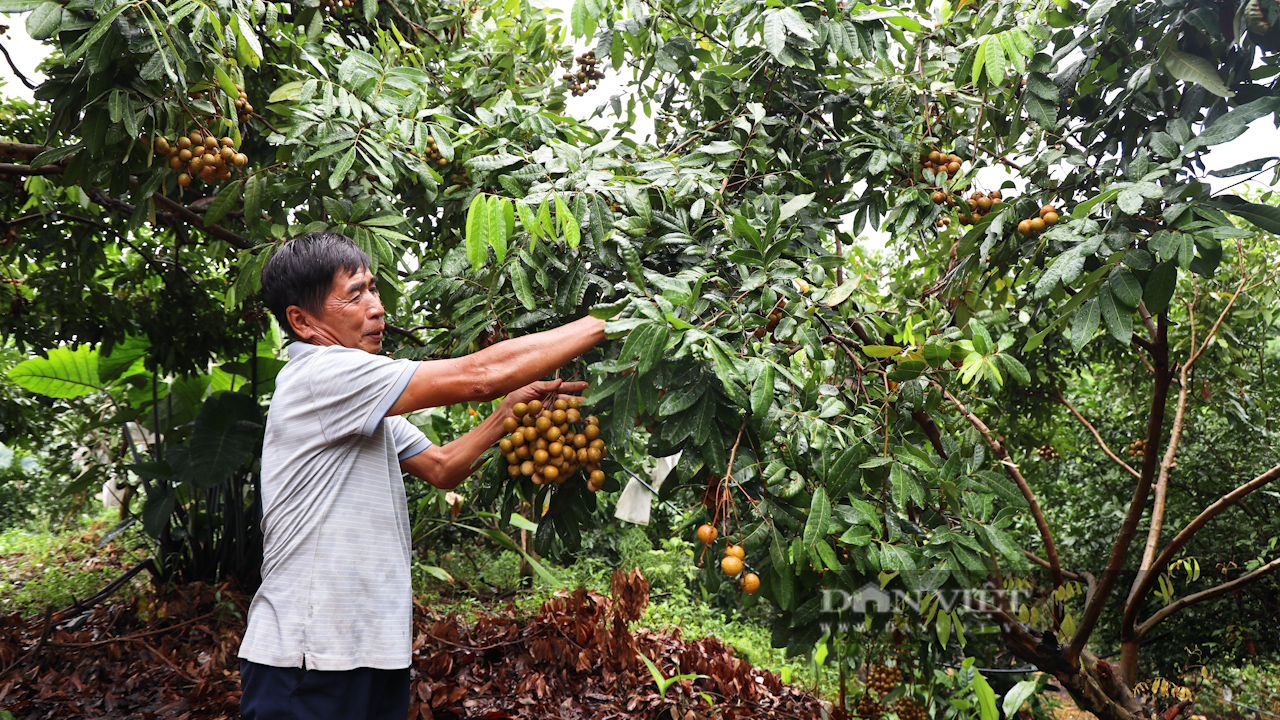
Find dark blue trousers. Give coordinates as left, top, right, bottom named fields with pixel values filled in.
left=240, top=660, right=410, bottom=720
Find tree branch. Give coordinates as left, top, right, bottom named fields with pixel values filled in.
left=0, top=141, right=50, bottom=162
left=1067, top=314, right=1170, bottom=665
left=1052, top=388, right=1140, bottom=480
left=385, top=322, right=425, bottom=346
left=0, top=43, right=37, bottom=90
left=1121, top=460, right=1280, bottom=638
left=936, top=384, right=1062, bottom=587
left=150, top=192, right=252, bottom=249
left=1137, top=556, right=1280, bottom=638
left=0, top=162, right=64, bottom=176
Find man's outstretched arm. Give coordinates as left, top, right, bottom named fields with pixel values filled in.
left=386, top=315, right=606, bottom=417
left=399, top=379, right=586, bottom=489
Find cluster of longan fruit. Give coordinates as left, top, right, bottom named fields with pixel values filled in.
left=958, top=189, right=1003, bottom=225
left=856, top=694, right=884, bottom=719
left=893, top=697, right=926, bottom=720
left=1127, top=437, right=1147, bottom=459
left=698, top=525, right=762, bottom=594
left=751, top=298, right=787, bottom=340
left=919, top=150, right=964, bottom=177
left=499, top=398, right=608, bottom=491
left=153, top=132, right=249, bottom=187
left=319, top=0, right=355, bottom=10
left=447, top=166, right=472, bottom=188
left=1017, top=204, right=1060, bottom=237
left=420, top=135, right=451, bottom=170
left=866, top=664, right=901, bottom=695
left=562, top=49, right=605, bottom=96
left=231, top=82, right=255, bottom=124
left=1036, top=444, right=1061, bottom=460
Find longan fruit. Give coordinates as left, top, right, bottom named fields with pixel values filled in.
left=977, top=197, right=993, bottom=211
left=503, top=417, right=518, bottom=433
left=721, top=555, right=744, bottom=576
left=153, top=137, right=170, bottom=153
left=543, top=465, right=560, bottom=482
left=725, top=544, right=745, bottom=560
left=1017, top=220, right=1032, bottom=237
left=505, top=451, right=518, bottom=465
left=188, top=131, right=203, bottom=146
left=932, top=191, right=945, bottom=203
left=573, top=434, right=587, bottom=449
left=177, top=173, right=192, bottom=187
left=220, top=146, right=235, bottom=161
left=566, top=408, right=581, bottom=424
left=561, top=445, right=575, bottom=460
left=232, top=153, right=248, bottom=167
left=1043, top=211, right=1059, bottom=226
left=589, top=438, right=605, bottom=451
left=928, top=151, right=942, bottom=163
left=697, top=524, right=718, bottom=544
left=515, top=445, right=530, bottom=460
left=533, top=449, right=549, bottom=464
left=548, top=441, right=563, bottom=457
left=551, top=409, right=567, bottom=425
left=586, top=415, right=598, bottom=425
left=512, top=402, right=528, bottom=418
left=577, top=448, right=590, bottom=464
left=590, top=469, right=605, bottom=483
left=520, top=460, right=535, bottom=476
left=199, top=166, right=217, bottom=182
left=203, top=136, right=218, bottom=150
left=169, top=155, right=185, bottom=170
left=507, top=464, right=521, bottom=477
left=527, top=400, right=543, bottom=415
left=1040, top=204, right=1057, bottom=217
left=521, top=426, right=537, bottom=442
left=202, top=152, right=217, bottom=166
left=947, top=161, right=961, bottom=174
left=1029, top=217, right=1047, bottom=233
left=553, top=399, right=568, bottom=411
left=587, top=447, right=602, bottom=463
left=177, top=136, right=193, bottom=150
left=522, top=414, right=536, bottom=427
left=544, top=426, right=561, bottom=443
left=510, top=431, right=525, bottom=447
left=740, top=572, right=761, bottom=594
left=536, top=416, right=552, bottom=433
left=220, top=136, right=234, bottom=148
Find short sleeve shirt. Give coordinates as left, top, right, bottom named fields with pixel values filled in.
left=238, top=342, right=430, bottom=671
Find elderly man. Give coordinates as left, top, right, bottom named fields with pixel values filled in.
left=238, top=231, right=605, bottom=719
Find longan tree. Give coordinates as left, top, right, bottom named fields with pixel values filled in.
left=3, top=0, right=1280, bottom=718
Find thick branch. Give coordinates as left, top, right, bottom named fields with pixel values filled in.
left=937, top=385, right=1062, bottom=587
left=385, top=322, right=425, bottom=346
left=150, top=193, right=252, bottom=249
left=0, top=42, right=38, bottom=90
left=0, top=141, right=49, bottom=162
left=1068, top=315, right=1170, bottom=665
left=0, top=162, right=64, bottom=176
left=1137, top=557, right=1280, bottom=638
left=1121, top=460, right=1280, bottom=637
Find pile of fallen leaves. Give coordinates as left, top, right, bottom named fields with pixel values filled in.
left=0, top=568, right=835, bottom=719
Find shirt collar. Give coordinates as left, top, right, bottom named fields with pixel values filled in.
left=287, top=341, right=321, bottom=360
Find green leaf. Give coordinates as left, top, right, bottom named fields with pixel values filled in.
left=751, top=364, right=775, bottom=419
left=510, top=262, right=536, bottom=311
left=185, top=392, right=263, bottom=488
left=231, top=13, right=263, bottom=69
left=1209, top=195, right=1280, bottom=234
left=213, top=65, right=240, bottom=99
left=516, top=201, right=539, bottom=239
left=487, top=195, right=509, bottom=262
left=1162, top=49, right=1234, bottom=98
left=803, top=486, right=831, bottom=547
left=823, top=277, right=862, bottom=307
left=63, top=4, right=127, bottom=62
left=330, top=145, right=356, bottom=189
left=1003, top=679, right=1041, bottom=719
left=203, top=180, right=243, bottom=226
left=465, top=194, right=489, bottom=269
left=997, top=354, right=1031, bottom=385
left=1099, top=289, right=1133, bottom=345
left=1070, top=297, right=1100, bottom=351
left=972, top=670, right=999, bottom=720
left=862, top=345, right=901, bottom=358
left=763, top=12, right=787, bottom=60
left=778, top=193, right=814, bottom=222
left=8, top=345, right=103, bottom=398
left=983, top=36, right=1007, bottom=85
left=1108, top=267, right=1143, bottom=307
left=612, top=374, right=640, bottom=435
left=244, top=173, right=263, bottom=224
left=1143, top=261, right=1178, bottom=315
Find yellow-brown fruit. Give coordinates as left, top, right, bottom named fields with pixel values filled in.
left=544, top=426, right=561, bottom=442
left=507, top=464, right=521, bottom=477
left=535, top=416, right=552, bottom=433
left=553, top=398, right=568, bottom=411
left=697, top=524, right=718, bottom=544
left=720, top=555, right=744, bottom=576
left=520, top=460, right=535, bottom=476
left=201, top=152, right=217, bottom=166
left=566, top=408, right=581, bottom=424
left=928, top=151, right=942, bottom=163
left=189, top=157, right=204, bottom=174
left=220, top=136, right=234, bottom=148
left=177, top=173, right=192, bottom=187
left=550, top=409, right=567, bottom=425
left=503, top=416, right=518, bottom=433
left=548, top=441, right=563, bottom=457
left=169, top=155, right=185, bottom=170
left=528, top=400, right=543, bottom=416
left=584, top=424, right=600, bottom=440
left=977, top=197, right=993, bottom=211
left=1043, top=210, right=1059, bottom=226
left=1040, top=204, right=1057, bottom=218
left=932, top=191, right=946, bottom=203
left=220, top=146, right=235, bottom=161
left=740, top=572, right=761, bottom=594
left=543, top=465, right=560, bottom=482
left=515, top=445, right=530, bottom=460
left=1017, top=220, right=1032, bottom=237
left=177, top=136, right=193, bottom=150
left=203, top=136, right=218, bottom=150
left=533, top=449, right=549, bottom=464
left=590, top=469, right=605, bottom=483
left=947, top=161, right=961, bottom=174
left=178, top=148, right=193, bottom=162
left=522, top=426, right=538, bottom=443
left=725, top=544, right=745, bottom=560
left=154, top=137, right=170, bottom=153
left=510, top=431, right=525, bottom=447
left=199, top=166, right=217, bottom=183
left=512, top=402, right=528, bottom=418
left=499, top=438, right=513, bottom=454
left=1029, top=217, right=1046, bottom=234
left=587, top=447, right=602, bottom=463
left=188, top=131, right=204, bottom=145
left=506, top=451, right=518, bottom=465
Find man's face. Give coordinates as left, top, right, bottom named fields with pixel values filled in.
left=293, top=266, right=385, bottom=353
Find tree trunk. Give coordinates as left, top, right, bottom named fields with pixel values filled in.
left=1001, top=623, right=1150, bottom=720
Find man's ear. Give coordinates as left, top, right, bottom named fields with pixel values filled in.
left=285, top=305, right=316, bottom=342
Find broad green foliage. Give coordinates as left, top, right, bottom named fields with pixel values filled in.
left=3, top=0, right=1280, bottom=706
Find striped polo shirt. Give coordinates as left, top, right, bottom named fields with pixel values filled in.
left=238, top=341, right=430, bottom=671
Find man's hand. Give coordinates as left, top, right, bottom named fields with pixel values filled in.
left=401, top=378, right=591, bottom=490
left=496, top=379, right=589, bottom=418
